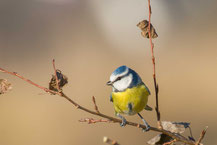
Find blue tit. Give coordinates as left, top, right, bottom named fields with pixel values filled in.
left=107, top=65, right=151, bottom=131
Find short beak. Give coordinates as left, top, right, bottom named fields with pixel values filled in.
left=106, top=81, right=112, bottom=86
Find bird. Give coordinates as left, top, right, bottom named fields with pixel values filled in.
left=106, top=65, right=151, bottom=131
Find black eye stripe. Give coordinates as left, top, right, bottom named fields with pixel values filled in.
left=117, top=77, right=121, bottom=80
left=114, top=76, right=121, bottom=82
left=114, top=73, right=130, bottom=83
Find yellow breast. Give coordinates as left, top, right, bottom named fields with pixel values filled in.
left=111, top=84, right=150, bottom=115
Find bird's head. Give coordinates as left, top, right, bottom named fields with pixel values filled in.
left=107, top=65, right=142, bottom=92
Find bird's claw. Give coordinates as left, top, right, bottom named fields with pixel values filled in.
left=138, top=114, right=150, bottom=132
left=142, top=124, right=150, bottom=132
left=120, top=117, right=127, bottom=127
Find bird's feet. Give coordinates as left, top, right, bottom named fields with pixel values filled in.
left=138, top=113, right=150, bottom=132
left=117, top=113, right=127, bottom=127
left=142, top=122, right=150, bottom=132
left=120, top=117, right=127, bottom=127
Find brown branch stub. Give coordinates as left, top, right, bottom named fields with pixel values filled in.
left=92, top=96, right=100, bottom=113
left=52, top=59, right=61, bottom=92
left=75, top=104, right=80, bottom=109
left=137, top=124, right=140, bottom=128
left=195, top=126, right=208, bottom=145
left=157, top=120, right=162, bottom=130
left=103, top=136, right=120, bottom=145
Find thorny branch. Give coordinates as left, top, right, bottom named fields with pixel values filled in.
left=147, top=0, right=162, bottom=129
left=0, top=63, right=205, bottom=145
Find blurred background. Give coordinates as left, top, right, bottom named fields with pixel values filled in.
left=0, top=0, right=217, bottom=144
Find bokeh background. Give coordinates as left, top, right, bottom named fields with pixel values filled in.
left=0, top=0, right=217, bottom=144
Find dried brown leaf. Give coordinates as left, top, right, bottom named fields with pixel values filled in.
left=0, top=79, right=12, bottom=95
left=147, top=133, right=174, bottom=145
left=137, top=20, right=158, bottom=39
left=49, top=70, right=68, bottom=94
left=148, top=121, right=190, bottom=145
left=161, top=121, right=190, bottom=134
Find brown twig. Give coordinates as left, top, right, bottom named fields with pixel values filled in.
left=79, top=118, right=111, bottom=124
left=147, top=0, right=162, bottom=130
left=52, top=59, right=61, bottom=92
left=188, top=126, right=195, bottom=141
left=195, top=126, right=208, bottom=145
left=163, top=139, right=177, bottom=145
left=103, top=136, right=120, bottom=145
left=92, top=96, right=100, bottom=113
left=0, top=66, right=196, bottom=145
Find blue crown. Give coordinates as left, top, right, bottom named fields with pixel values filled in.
left=112, top=65, right=128, bottom=75
left=112, top=65, right=142, bottom=88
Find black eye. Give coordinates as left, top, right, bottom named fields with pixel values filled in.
left=116, top=77, right=121, bottom=81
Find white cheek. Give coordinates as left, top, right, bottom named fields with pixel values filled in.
left=113, top=74, right=132, bottom=91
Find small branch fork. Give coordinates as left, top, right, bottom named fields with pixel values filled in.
left=147, top=0, right=162, bottom=129
left=0, top=60, right=206, bottom=145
